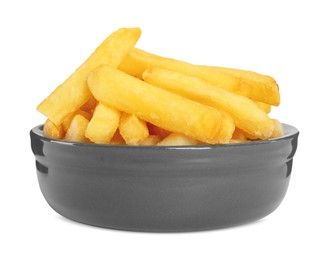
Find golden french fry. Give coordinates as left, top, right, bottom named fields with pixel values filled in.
left=238, top=120, right=283, bottom=140
left=270, top=119, right=284, bottom=138
left=85, top=103, right=121, bottom=144
left=143, top=67, right=274, bottom=139
left=43, top=119, right=64, bottom=139
left=119, top=48, right=280, bottom=105
left=207, top=66, right=280, bottom=106
left=240, top=130, right=259, bottom=140
left=214, top=66, right=276, bottom=83
left=139, top=135, right=162, bottom=146
left=62, top=109, right=91, bottom=132
left=157, top=133, right=198, bottom=146
left=88, top=66, right=235, bottom=144
left=119, top=48, right=239, bottom=90
left=255, top=101, right=272, bottom=114
left=37, top=28, right=141, bottom=125
left=118, top=48, right=147, bottom=78
left=119, top=113, right=149, bottom=145
left=64, top=114, right=89, bottom=142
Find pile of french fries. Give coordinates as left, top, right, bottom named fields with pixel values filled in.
left=38, top=27, right=283, bottom=146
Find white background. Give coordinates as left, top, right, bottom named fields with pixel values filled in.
left=1, top=0, right=330, bottom=259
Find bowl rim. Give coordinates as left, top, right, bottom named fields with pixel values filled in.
left=30, top=123, right=299, bottom=150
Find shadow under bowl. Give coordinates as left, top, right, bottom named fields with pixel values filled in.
left=30, top=123, right=299, bottom=232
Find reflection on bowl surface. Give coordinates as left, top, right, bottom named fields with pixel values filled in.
left=30, top=123, right=299, bottom=232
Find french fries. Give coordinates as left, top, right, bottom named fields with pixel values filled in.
left=157, top=133, right=199, bottom=146
left=85, top=103, right=121, bottom=144
left=62, top=109, right=91, bottom=132
left=143, top=67, right=274, bottom=139
left=64, top=115, right=89, bottom=142
left=206, top=66, right=280, bottom=106
left=43, top=119, right=64, bottom=139
left=139, top=135, right=162, bottom=146
left=255, top=101, right=272, bottom=114
left=88, top=65, right=235, bottom=144
left=270, top=119, right=284, bottom=139
left=119, top=113, right=149, bottom=145
left=37, top=28, right=141, bottom=125
left=38, top=27, right=284, bottom=146
left=119, top=48, right=280, bottom=105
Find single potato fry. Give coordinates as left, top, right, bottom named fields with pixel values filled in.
left=64, top=114, right=89, bottom=142
left=62, top=109, right=91, bottom=132
left=119, top=48, right=239, bottom=91
left=88, top=66, right=235, bottom=144
left=85, top=103, right=121, bottom=144
left=207, top=66, right=280, bottom=106
left=43, top=119, right=64, bottom=139
left=270, top=119, right=284, bottom=139
left=143, top=67, right=274, bottom=139
left=255, top=101, right=272, bottom=114
left=237, top=120, right=284, bottom=140
left=139, top=135, right=162, bottom=146
left=157, top=133, right=199, bottom=146
left=214, top=66, right=276, bottom=84
left=119, top=113, right=149, bottom=145
left=236, top=128, right=259, bottom=140
left=37, top=28, right=141, bottom=125
left=119, top=48, right=280, bottom=105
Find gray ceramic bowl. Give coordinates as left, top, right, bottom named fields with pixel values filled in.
left=30, top=123, right=299, bottom=232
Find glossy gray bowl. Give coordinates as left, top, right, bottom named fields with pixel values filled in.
left=30, top=123, right=299, bottom=232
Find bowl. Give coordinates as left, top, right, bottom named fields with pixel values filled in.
left=30, top=123, right=299, bottom=232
